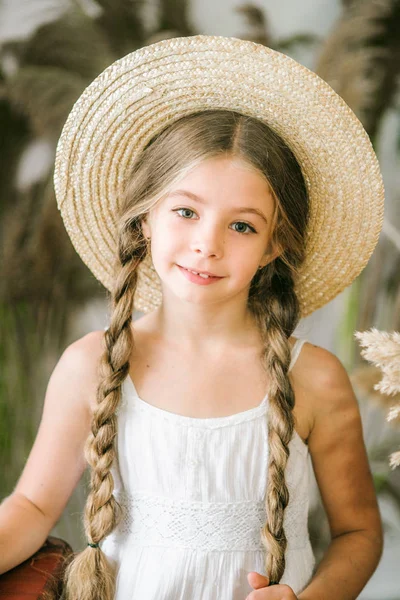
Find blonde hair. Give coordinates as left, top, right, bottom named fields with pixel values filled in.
left=61, top=109, right=310, bottom=599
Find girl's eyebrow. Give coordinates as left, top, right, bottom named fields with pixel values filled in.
left=168, top=189, right=268, bottom=224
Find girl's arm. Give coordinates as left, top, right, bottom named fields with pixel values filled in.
left=0, top=331, right=104, bottom=575
left=297, top=345, right=384, bottom=600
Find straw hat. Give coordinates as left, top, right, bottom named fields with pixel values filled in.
left=54, top=35, right=385, bottom=318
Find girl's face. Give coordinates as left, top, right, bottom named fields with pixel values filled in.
left=141, top=156, right=280, bottom=308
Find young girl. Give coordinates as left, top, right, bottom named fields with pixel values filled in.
left=0, top=36, right=385, bottom=600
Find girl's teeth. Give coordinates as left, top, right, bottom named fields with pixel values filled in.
left=186, top=268, right=210, bottom=278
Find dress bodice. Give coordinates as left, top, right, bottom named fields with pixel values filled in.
left=100, top=337, right=315, bottom=599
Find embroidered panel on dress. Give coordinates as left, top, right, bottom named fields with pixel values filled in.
left=109, top=490, right=310, bottom=551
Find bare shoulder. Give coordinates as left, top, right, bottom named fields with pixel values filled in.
left=297, top=342, right=350, bottom=397
left=66, top=329, right=105, bottom=362
left=63, top=330, right=106, bottom=414
left=288, top=339, right=357, bottom=442
left=293, top=340, right=355, bottom=425
left=298, top=341, right=356, bottom=426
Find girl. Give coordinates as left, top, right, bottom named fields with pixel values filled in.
left=0, top=36, right=385, bottom=600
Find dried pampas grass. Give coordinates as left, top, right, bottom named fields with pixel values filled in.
left=354, top=328, right=400, bottom=469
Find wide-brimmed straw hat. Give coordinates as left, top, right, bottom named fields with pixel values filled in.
left=54, top=34, right=385, bottom=318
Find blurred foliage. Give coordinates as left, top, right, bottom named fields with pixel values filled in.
left=234, top=3, right=321, bottom=50
left=317, top=0, right=400, bottom=144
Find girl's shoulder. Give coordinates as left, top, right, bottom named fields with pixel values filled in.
left=291, top=338, right=344, bottom=380
left=293, top=339, right=357, bottom=438
left=289, top=339, right=353, bottom=443
left=294, top=339, right=348, bottom=390
left=64, top=330, right=106, bottom=415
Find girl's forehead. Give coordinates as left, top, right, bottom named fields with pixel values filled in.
left=166, top=159, right=274, bottom=204
left=173, top=155, right=266, bottom=182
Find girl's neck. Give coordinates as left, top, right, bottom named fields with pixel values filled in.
left=145, top=304, right=262, bottom=353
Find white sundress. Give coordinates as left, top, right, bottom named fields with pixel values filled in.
left=100, top=337, right=316, bottom=599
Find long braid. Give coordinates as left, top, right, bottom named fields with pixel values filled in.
left=61, top=221, right=148, bottom=600
left=250, top=256, right=301, bottom=584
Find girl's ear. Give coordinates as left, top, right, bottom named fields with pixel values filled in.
left=141, top=215, right=151, bottom=239
left=259, top=241, right=283, bottom=268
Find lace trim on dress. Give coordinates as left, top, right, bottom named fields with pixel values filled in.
left=109, top=490, right=311, bottom=552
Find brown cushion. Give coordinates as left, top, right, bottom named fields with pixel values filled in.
left=0, top=536, right=73, bottom=599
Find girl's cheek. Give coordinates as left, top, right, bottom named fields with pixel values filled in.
left=164, top=213, right=186, bottom=232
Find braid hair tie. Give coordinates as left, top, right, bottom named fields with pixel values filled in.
left=87, top=542, right=99, bottom=548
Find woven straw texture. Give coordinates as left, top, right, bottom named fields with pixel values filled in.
left=54, top=34, right=385, bottom=318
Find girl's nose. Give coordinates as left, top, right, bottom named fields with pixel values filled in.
left=191, top=234, right=224, bottom=259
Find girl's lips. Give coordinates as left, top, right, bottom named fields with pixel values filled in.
left=180, top=266, right=221, bottom=277
left=177, top=265, right=224, bottom=285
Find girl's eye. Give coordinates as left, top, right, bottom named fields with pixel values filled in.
left=175, top=208, right=196, bottom=220
left=172, top=208, right=257, bottom=235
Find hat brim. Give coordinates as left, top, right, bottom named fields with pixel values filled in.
left=54, top=35, right=385, bottom=318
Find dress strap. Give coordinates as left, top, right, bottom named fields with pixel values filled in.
left=289, top=338, right=306, bottom=372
